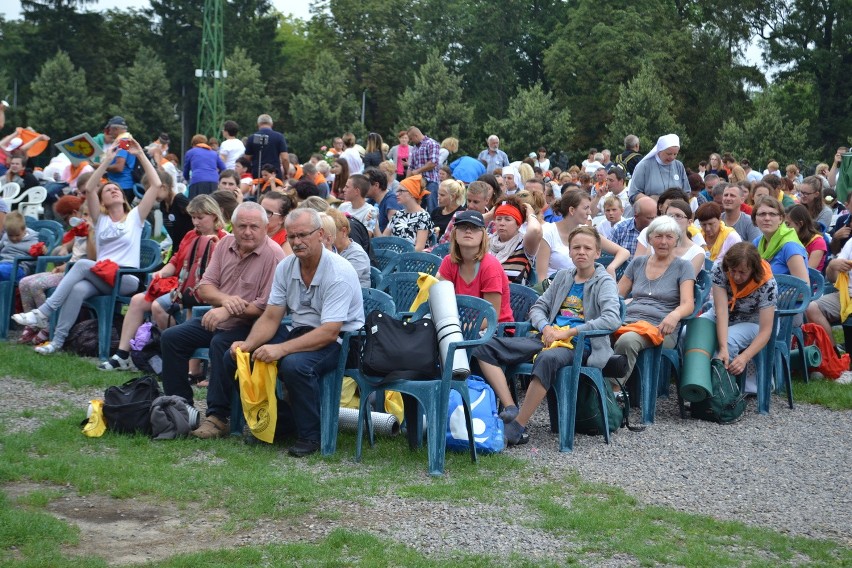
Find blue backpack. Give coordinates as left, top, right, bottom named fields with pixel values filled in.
left=446, top=375, right=504, bottom=454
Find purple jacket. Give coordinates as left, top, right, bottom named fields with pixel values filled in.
left=183, top=146, right=225, bottom=185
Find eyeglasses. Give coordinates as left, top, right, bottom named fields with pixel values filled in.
left=755, top=212, right=781, bottom=218
left=668, top=213, right=687, bottom=220
left=287, top=227, right=320, bottom=241
left=264, top=209, right=281, bottom=217
left=799, top=191, right=819, bottom=197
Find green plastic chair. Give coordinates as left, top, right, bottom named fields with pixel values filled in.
left=353, top=295, right=497, bottom=476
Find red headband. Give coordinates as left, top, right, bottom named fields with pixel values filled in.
left=494, top=203, right=523, bottom=226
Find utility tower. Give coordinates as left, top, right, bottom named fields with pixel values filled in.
left=196, top=0, right=226, bottom=139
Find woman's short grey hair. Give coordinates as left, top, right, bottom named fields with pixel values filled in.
left=286, top=207, right=321, bottom=230
left=232, top=200, right=268, bottom=224
left=299, top=196, right=330, bottom=212
left=646, top=215, right=683, bottom=246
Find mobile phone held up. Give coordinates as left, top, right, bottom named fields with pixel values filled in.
left=117, top=138, right=131, bottom=151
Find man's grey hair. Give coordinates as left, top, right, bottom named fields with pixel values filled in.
left=487, top=134, right=499, bottom=144
left=285, top=207, right=321, bottom=230
left=257, top=114, right=273, bottom=126
left=646, top=215, right=684, bottom=246
left=712, top=182, right=729, bottom=198
left=232, top=201, right=268, bottom=224
left=624, top=135, right=639, bottom=149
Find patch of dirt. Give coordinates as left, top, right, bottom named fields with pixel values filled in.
left=3, top=481, right=328, bottom=565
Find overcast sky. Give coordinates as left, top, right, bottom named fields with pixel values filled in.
left=2, top=0, right=313, bottom=21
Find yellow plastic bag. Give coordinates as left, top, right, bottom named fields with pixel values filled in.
left=384, top=390, right=404, bottom=423
left=81, top=399, right=107, bottom=437
left=340, top=376, right=359, bottom=409
left=409, top=272, right=439, bottom=312
left=235, top=348, right=278, bottom=443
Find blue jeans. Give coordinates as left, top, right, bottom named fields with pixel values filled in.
left=425, top=181, right=439, bottom=212
left=218, top=324, right=341, bottom=443
left=160, top=318, right=253, bottom=406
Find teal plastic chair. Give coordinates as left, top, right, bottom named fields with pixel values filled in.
left=770, top=275, right=811, bottom=413
left=380, top=272, right=421, bottom=316
left=0, top=223, right=66, bottom=339
left=431, top=242, right=450, bottom=258
left=794, top=268, right=824, bottom=384
left=504, top=299, right=626, bottom=451
left=354, top=295, right=497, bottom=476
left=380, top=251, right=442, bottom=279
left=633, top=271, right=711, bottom=424
left=372, top=249, right=399, bottom=275
left=371, top=236, right=415, bottom=254
left=369, top=266, right=383, bottom=289
left=70, top=239, right=162, bottom=361
left=598, top=252, right=628, bottom=281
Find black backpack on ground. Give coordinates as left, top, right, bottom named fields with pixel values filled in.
left=102, top=376, right=162, bottom=435
left=64, top=317, right=121, bottom=358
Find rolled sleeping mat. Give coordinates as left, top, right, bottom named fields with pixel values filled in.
left=338, top=407, right=400, bottom=436
left=790, top=346, right=822, bottom=372
left=428, top=280, right=471, bottom=379
left=679, top=317, right=719, bottom=403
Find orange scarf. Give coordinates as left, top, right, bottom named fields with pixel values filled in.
left=195, top=143, right=212, bottom=150
left=727, top=259, right=772, bottom=312
left=68, top=161, right=89, bottom=182
left=614, top=321, right=664, bottom=346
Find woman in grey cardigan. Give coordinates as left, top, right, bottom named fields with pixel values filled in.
left=471, top=226, right=622, bottom=445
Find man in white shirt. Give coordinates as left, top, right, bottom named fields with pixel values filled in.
left=219, top=120, right=245, bottom=169
left=593, top=166, right=631, bottom=217
left=338, top=174, right=378, bottom=232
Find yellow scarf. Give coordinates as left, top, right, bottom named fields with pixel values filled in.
left=835, top=272, right=852, bottom=323
left=707, top=222, right=735, bottom=261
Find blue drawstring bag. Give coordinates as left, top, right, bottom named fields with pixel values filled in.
left=446, top=375, right=504, bottom=454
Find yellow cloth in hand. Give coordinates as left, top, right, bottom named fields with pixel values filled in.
left=533, top=325, right=575, bottom=361
left=410, top=272, right=439, bottom=312
left=235, top=348, right=278, bottom=443
left=836, top=272, right=852, bottom=323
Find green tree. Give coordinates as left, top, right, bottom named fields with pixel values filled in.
left=223, top=47, right=272, bottom=141
left=484, top=82, right=573, bottom=160
left=113, top=46, right=179, bottom=143
left=761, top=0, right=852, bottom=152
left=288, top=50, right=360, bottom=158
left=27, top=51, right=102, bottom=144
left=395, top=50, right=473, bottom=143
left=604, top=64, right=689, bottom=159
left=717, top=95, right=814, bottom=168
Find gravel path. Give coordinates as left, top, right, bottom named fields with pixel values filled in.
left=2, top=373, right=850, bottom=559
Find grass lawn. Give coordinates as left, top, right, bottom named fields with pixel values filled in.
left=0, top=342, right=850, bottom=567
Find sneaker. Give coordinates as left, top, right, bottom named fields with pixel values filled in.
left=498, top=405, right=519, bottom=424
left=190, top=415, right=229, bottom=439
left=17, top=326, right=38, bottom=344
left=34, top=341, right=59, bottom=355
left=504, top=420, right=529, bottom=446
left=287, top=439, right=320, bottom=457
left=31, top=329, right=49, bottom=345
left=12, top=309, right=48, bottom=329
left=97, top=354, right=136, bottom=371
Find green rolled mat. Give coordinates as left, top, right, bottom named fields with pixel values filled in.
left=790, top=346, right=822, bottom=372
left=679, top=317, right=719, bottom=403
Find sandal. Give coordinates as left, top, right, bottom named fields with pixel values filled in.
left=188, top=373, right=208, bottom=387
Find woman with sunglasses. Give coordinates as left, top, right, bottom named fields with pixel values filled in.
left=383, top=174, right=433, bottom=251
left=437, top=209, right=513, bottom=327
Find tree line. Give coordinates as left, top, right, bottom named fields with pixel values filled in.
left=1, top=0, right=849, bottom=169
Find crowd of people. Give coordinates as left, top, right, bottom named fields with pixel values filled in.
left=1, top=109, right=850, bottom=452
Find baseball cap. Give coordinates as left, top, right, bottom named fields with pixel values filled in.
left=3, top=137, right=22, bottom=152
left=106, top=116, right=128, bottom=128
left=454, top=209, right=485, bottom=228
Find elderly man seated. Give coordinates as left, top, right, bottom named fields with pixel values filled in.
left=222, top=208, right=364, bottom=457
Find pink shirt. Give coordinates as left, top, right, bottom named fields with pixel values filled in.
left=397, top=145, right=409, bottom=175
left=439, top=253, right=513, bottom=323
left=198, top=234, right=286, bottom=329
